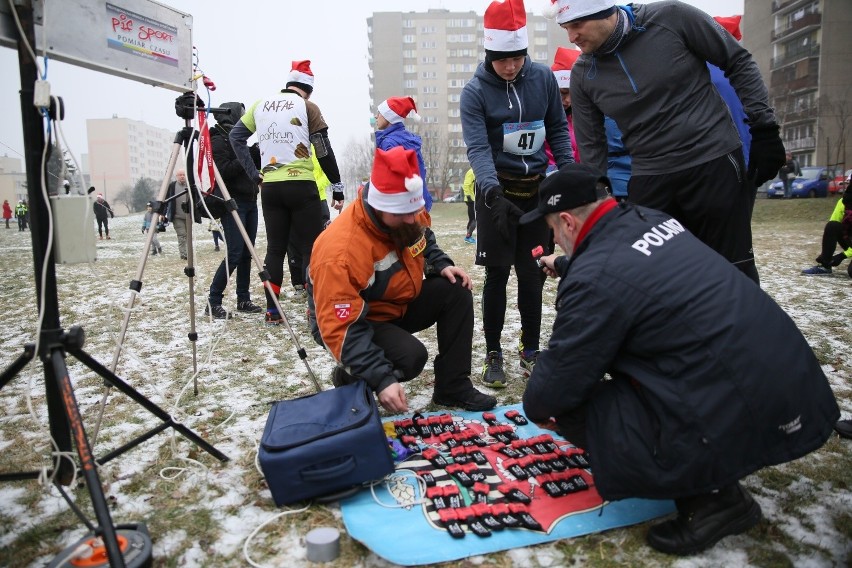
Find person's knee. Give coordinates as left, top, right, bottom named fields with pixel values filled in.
left=400, top=342, right=429, bottom=380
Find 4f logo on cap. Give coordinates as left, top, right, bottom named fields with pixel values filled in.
left=334, top=303, right=351, bottom=321
left=547, top=194, right=561, bottom=207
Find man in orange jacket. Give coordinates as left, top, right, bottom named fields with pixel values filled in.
left=308, top=147, right=496, bottom=414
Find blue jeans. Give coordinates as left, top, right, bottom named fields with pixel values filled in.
left=208, top=198, right=258, bottom=305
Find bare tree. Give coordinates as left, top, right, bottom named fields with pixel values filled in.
left=114, top=184, right=134, bottom=213
left=411, top=124, right=460, bottom=200
left=340, top=136, right=375, bottom=200
left=819, top=89, right=851, bottom=173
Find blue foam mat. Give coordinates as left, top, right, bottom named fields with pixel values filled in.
left=340, top=404, right=675, bottom=566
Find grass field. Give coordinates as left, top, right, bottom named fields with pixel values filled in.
left=0, top=195, right=850, bottom=567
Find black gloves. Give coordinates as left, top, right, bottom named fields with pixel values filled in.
left=485, top=187, right=524, bottom=241
left=748, top=123, right=786, bottom=187
left=830, top=253, right=847, bottom=267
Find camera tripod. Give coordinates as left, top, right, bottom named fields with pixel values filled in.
left=0, top=5, right=227, bottom=567
left=91, top=94, right=322, bottom=442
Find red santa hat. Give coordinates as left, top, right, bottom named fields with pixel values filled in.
left=484, top=0, right=528, bottom=56
left=713, top=15, right=743, bottom=41
left=544, top=0, right=616, bottom=24
left=551, top=47, right=581, bottom=89
left=286, top=60, right=315, bottom=93
left=366, top=147, right=425, bottom=215
left=378, top=97, right=421, bottom=124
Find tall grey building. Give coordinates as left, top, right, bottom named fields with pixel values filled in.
left=368, top=9, right=570, bottom=196
left=744, top=0, right=852, bottom=171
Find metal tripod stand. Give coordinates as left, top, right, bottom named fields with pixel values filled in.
left=0, top=4, right=228, bottom=566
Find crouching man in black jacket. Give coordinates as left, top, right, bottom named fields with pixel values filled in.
left=522, top=164, right=839, bottom=556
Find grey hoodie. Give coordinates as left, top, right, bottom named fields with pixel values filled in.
left=571, top=1, right=775, bottom=177
left=461, top=57, right=574, bottom=193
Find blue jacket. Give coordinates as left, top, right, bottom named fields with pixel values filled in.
left=709, top=63, right=751, bottom=167
left=605, top=116, right=631, bottom=197
left=375, top=123, right=432, bottom=211
left=461, top=57, right=573, bottom=193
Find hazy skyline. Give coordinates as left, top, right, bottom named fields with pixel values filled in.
left=0, top=0, right=745, bottom=176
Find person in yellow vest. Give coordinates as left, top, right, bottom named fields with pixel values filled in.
left=230, top=60, right=345, bottom=324
left=462, top=167, right=476, bottom=244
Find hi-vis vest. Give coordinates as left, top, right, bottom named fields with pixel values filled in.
left=243, top=92, right=313, bottom=182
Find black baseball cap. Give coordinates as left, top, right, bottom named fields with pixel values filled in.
left=520, top=163, right=611, bottom=224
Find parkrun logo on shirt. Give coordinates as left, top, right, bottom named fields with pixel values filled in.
left=631, top=218, right=686, bottom=256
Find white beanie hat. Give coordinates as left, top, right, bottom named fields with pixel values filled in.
left=544, top=0, right=616, bottom=24
left=366, top=147, right=425, bottom=215
left=378, top=97, right=421, bottom=124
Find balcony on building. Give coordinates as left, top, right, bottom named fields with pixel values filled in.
left=770, top=43, right=820, bottom=70
left=771, top=0, right=815, bottom=14
left=783, top=136, right=816, bottom=151
left=772, top=11, right=821, bottom=42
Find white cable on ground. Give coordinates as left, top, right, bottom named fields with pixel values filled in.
left=242, top=503, right=311, bottom=568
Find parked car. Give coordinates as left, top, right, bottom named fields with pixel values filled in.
left=442, top=193, right=462, bottom=203
left=766, top=166, right=831, bottom=199
left=829, top=168, right=851, bottom=194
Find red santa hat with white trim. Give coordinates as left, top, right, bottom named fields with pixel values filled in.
left=367, top=147, right=425, bottom=215
left=484, top=0, right=528, bottom=58
left=551, top=47, right=581, bottom=89
left=286, top=60, right=315, bottom=94
left=378, top=97, right=421, bottom=124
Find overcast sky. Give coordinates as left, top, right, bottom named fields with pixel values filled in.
left=0, top=0, right=744, bottom=170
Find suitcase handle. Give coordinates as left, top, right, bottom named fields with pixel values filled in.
left=301, top=456, right=356, bottom=482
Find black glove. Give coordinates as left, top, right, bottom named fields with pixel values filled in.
left=830, top=252, right=847, bottom=267
left=748, top=123, right=786, bottom=187
left=486, top=188, right=524, bottom=242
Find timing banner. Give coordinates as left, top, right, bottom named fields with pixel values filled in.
left=340, top=404, right=675, bottom=566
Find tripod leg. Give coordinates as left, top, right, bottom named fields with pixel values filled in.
left=211, top=162, right=322, bottom=392
left=108, top=135, right=185, bottom=376
left=92, top=136, right=187, bottom=447
left=47, top=347, right=126, bottom=568
left=70, top=345, right=229, bottom=462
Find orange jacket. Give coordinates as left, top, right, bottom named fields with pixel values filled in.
left=308, top=190, right=452, bottom=392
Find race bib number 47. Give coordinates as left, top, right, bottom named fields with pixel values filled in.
left=503, top=120, right=545, bottom=156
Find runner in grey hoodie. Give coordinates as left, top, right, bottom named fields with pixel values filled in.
left=553, top=0, right=785, bottom=283
left=461, top=0, right=574, bottom=388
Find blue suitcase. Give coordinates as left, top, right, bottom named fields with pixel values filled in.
left=258, top=380, right=394, bottom=506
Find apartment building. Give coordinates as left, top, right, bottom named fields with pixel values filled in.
left=368, top=9, right=570, bottom=195
left=86, top=116, right=176, bottom=208
left=744, top=0, right=852, bottom=170
left=0, top=154, right=26, bottom=206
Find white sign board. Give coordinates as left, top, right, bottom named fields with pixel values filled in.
left=0, top=0, right=193, bottom=92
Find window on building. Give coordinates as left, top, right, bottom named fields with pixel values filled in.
left=403, top=35, right=415, bottom=44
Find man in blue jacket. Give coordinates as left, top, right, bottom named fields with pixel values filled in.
left=523, top=164, right=839, bottom=556
left=461, top=0, right=574, bottom=387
